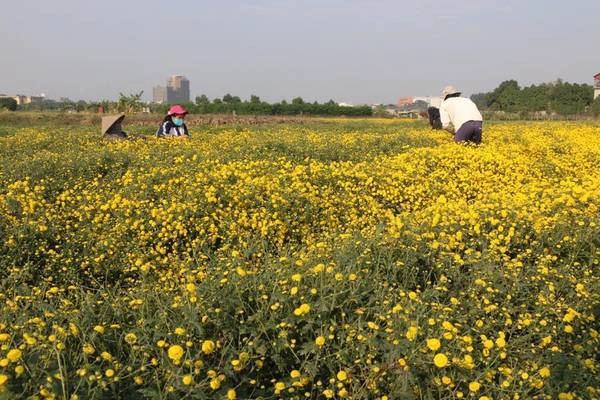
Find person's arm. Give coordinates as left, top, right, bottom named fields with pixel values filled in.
left=439, top=103, right=454, bottom=133
left=155, top=122, right=164, bottom=137
left=156, top=121, right=171, bottom=137
left=173, top=125, right=189, bottom=139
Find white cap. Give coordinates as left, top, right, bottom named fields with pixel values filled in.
left=442, top=85, right=461, bottom=99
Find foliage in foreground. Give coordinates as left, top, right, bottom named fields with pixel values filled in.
left=0, top=121, right=598, bottom=399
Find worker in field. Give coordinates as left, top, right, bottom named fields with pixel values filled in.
left=425, top=106, right=442, bottom=130
left=101, top=114, right=146, bottom=140
left=101, top=114, right=129, bottom=140
left=156, top=105, right=190, bottom=139
left=439, top=86, right=483, bottom=144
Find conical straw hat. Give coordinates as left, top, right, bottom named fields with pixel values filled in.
left=101, top=114, right=125, bottom=134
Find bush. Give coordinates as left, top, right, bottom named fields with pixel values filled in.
left=589, top=97, right=600, bottom=116
left=0, top=97, right=17, bottom=111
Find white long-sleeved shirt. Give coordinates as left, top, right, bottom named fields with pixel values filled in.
left=439, top=97, right=482, bottom=133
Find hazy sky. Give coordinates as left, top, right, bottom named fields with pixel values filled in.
left=1, top=0, right=599, bottom=104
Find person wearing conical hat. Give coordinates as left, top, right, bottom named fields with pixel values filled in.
left=101, top=114, right=128, bottom=140
left=439, top=85, right=483, bottom=144
left=155, top=105, right=189, bottom=139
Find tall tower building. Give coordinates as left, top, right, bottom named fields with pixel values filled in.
left=152, top=75, right=190, bottom=104
left=153, top=86, right=168, bottom=104
left=167, top=75, right=190, bottom=103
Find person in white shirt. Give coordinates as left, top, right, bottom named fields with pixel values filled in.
left=439, top=85, right=483, bottom=144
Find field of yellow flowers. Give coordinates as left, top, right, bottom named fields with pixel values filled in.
left=0, top=119, right=598, bottom=399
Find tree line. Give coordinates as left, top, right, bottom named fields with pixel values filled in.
left=6, top=94, right=372, bottom=117
left=6, top=81, right=600, bottom=117
left=173, top=94, right=372, bottom=117
left=471, top=79, right=600, bottom=116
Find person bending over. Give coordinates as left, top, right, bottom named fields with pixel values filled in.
left=102, top=114, right=129, bottom=140
left=439, top=86, right=483, bottom=144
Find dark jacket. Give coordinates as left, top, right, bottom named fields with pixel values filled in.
left=427, top=107, right=443, bottom=130
left=104, top=131, right=128, bottom=140
left=156, top=120, right=189, bottom=137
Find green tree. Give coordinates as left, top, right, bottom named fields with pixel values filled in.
left=520, top=84, right=551, bottom=112
left=222, top=94, right=241, bottom=104
left=372, top=105, right=389, bottom=117
left=195, top=95, right=210, bottom=105
left=470, top=93, right=488, bottom=109
left=100, top=100, right=113, bottom=113
left=589, top=97, right=600, bottom=116
left=548, top=81, right=593, bottom=115
left=411, top=100, right=429, bottom=112
left=75, top=100, right=88, bottom=112
left=117, top=91, right=144, bottom=113
left=0, top=97, right=17, bottom=111
left=486, top=80, right=521, bottom=112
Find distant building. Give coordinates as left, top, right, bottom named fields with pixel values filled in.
left=429, top=97, right=442, bottom=108
left=338, top=102, right=354, bottom=107
left=152, top=86, right=168, bottom=104
left=386, top=107, right=400, bottom=116
left=397, top=96, right=413, bottom=108
left=28, top=95, right=45, bottom=103
left=168, top=75, right=190, bottom=103
left=9, top=94, right=45, bottom=105
left=410, top=96, right=442, bottom=108
left=153, top=75, right=190, bottom=104
left=13, top=95, right=28, bottom=105
left=594, top=73, right=600, bottom=100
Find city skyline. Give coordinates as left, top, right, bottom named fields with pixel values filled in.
left=3, top=75, right=599, bottom=107
left=4, top=72, right=599, bottom=107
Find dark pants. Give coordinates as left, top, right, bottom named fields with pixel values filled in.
left=455, top=120, right=482, bottom=144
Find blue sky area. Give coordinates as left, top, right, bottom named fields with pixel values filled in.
left=1, top=0, right=599, bottom=103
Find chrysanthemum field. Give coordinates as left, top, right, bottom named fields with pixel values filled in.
left=0, top=119, right=598, bottom=399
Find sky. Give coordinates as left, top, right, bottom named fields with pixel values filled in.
left=1, top=0, right=599, bottom=104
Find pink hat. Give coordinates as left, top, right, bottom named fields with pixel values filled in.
left=168, top=104, right=188, bottom=116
